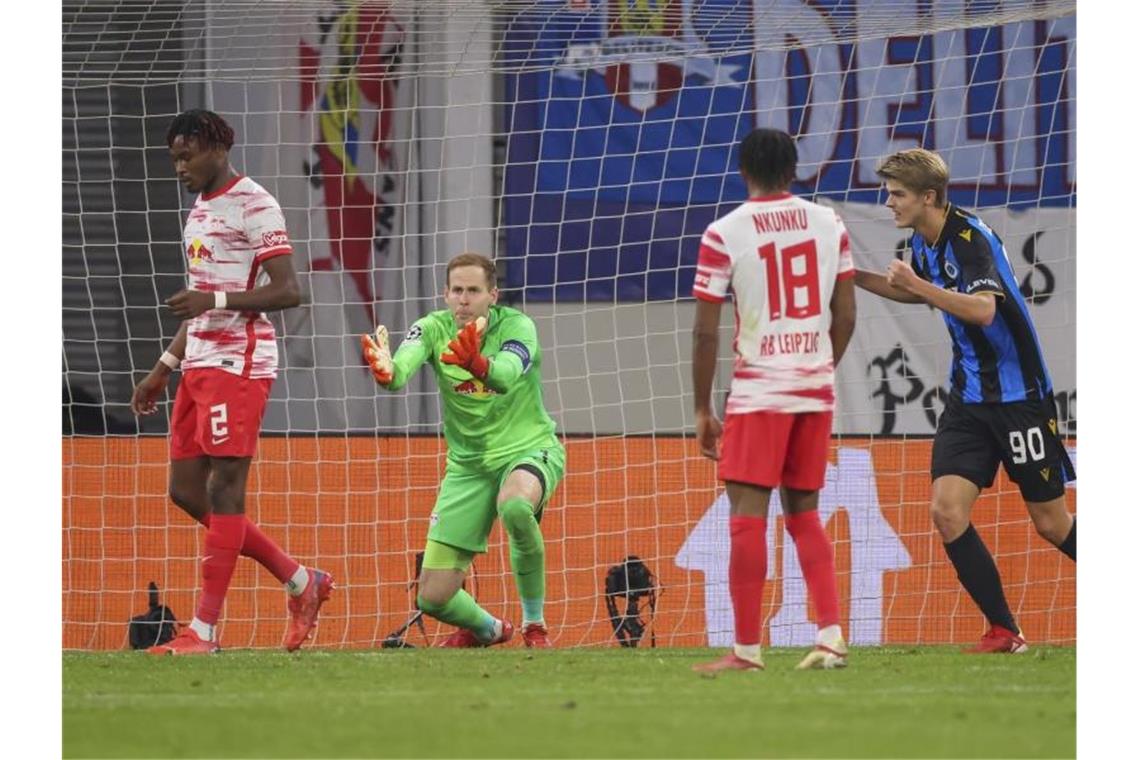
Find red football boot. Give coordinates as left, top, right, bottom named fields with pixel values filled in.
left=284, top=568, right=335, bottom=652
left=521, top=622, right=552, bottom=649
left=148, top=627, right=219, bottom=656
left=438, top=618, right=514, bottom=648
left=692, top=652, right=764, bottom=673
left=964, top=625, right=1029, bottom=654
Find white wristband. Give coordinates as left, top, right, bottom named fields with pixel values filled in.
left=214, top=291, right=228, bottom=310
left=158, top=351, right=181, bottom=370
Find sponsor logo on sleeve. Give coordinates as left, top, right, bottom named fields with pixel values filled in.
left=405, top=324, right=423, bottom=343
left=967, top=277, right=1001, bottom=293
left=261, top=230, right=289, bottom=248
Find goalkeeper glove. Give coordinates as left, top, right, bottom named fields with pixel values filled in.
left=441, top=316, right=488, bottom=379
left=361, top=325, right=394, bottom=386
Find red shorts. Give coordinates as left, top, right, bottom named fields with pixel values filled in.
left=717, top=410, right=832, bottom=491
left=170, top=368, right=272, bottom=460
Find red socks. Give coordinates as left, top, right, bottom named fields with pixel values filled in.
left=239, top=520, right=301, bottom=583
left=728, top=515, right=768, bottom=646
left=198, top=513, right=300, bottom=584
left=785, top=509, right=840, bottom=628
left=196, top=513, right=246, bottom=626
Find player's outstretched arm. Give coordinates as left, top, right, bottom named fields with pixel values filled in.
left=362, top=326, right=395, bottom=387
left=829, top=275, right=857, bottom=365
left=853, top=268, right=925, bottom=304
left=363, top=319, right=434, bottom=391
left=691, top=298, right=723, bottom=461
left=131, top=322, right=188, bottom=416
left=166, top=255, right=301, bottom=319
left=882, top=260, right=996, bottom=326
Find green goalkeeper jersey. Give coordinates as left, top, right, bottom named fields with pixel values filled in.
left=386, top=304, right=560, bottom=470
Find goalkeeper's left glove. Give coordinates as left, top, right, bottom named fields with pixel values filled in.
left=361, top=325, right=394, bottom=386
left=441, top=316, right=488, bottom=379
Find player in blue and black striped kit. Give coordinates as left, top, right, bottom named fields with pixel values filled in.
left=855, top=148, right=1075, bottom=654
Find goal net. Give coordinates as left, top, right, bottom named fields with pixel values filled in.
left=63, top=0, right=1075, bottom=650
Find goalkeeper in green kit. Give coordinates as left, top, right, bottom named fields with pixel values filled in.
left=361, top=253, right=563, bottom=648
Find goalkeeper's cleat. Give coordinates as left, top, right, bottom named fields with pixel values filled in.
left=795, top=644, right=848, bottom=670
left=361, top=326, right=393, bottom=385
left=692, top=652, right=764, bottom=673
left=438, top=618, right=515, bottom=648
left=521, top=622, right=553, bottom=649
left=284, top=568, right=335, bottom=652
left=437, top=628, right=481, bottom=648
left=964, top=625, right=1029, bottom=654
left=148, top=627, right=219, bottom=656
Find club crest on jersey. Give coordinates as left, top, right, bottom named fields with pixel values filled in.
left=554, top=0, right=742, bottom=114
left=454, top=378, right=497, bottom=397
left=187, top=237, right=214, bottom=265
left=943, top=260, right=959, bottom=280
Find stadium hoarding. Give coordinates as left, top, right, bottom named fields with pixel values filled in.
left=64, top=436, right=1074, bottom=650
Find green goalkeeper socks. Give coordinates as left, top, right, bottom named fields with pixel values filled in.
left=498, top=496, right=546, bottom=623
left=417, top=589, right=497, bottom=641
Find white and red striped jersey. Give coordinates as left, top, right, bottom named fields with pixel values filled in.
left=179, top=175, right=292, bottom=379
left=693, top=192, right=854, bottom=414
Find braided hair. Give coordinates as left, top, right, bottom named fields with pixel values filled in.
left=165, top=109, right=235, bottom=151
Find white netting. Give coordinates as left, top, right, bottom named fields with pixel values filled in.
left=63, top=0, right=1075, bottom=650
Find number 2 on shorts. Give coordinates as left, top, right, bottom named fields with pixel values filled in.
left=210, top=403, right=229, bottom=440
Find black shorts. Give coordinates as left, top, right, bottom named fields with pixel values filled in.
left=931, top=394, right=1075, bottom=502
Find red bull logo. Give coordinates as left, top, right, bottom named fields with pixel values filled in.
left=454, top=379, right=497, bottom=397
left=187, top=237, right=214, bottom=265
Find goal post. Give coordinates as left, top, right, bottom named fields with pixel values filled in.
left=63, top=0, right=1075, bottom=650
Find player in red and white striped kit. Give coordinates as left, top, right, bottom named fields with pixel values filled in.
left=690, top=128, right=857, bottom=672
left=130, top=110, right=333, bottom=655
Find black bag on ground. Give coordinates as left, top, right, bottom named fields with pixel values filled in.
left=604, top=555, right=659, bottom=648
left=128, top=582, right=178, bottom=650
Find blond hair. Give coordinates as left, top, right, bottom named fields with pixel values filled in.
left=446, top=252, right=497, bottom=289
left=876, top=149, right=949, bottom=207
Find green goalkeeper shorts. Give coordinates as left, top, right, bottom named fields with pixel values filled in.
left=426, top=444, right=565, bottom=554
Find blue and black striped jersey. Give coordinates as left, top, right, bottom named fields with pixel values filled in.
left=910, top=205, right=1052, bottom=404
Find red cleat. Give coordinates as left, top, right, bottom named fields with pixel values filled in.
left=148, top=627, right=219, bottom=656
left=437, top=628, right=480, bottom=648
left=692, top=652, right=764, bottom=673
left=964, top=625, right=1029, bottom=654
left=521, top=622, right=552, bottom=649
left=284, top=568, right=335, bottom=652
left=437, top=618, right=514, bottom=648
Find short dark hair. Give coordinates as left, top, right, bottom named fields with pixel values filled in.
left=738, top=128, right=797, bottom=189
left=166, top=109, right=235, bottom=151
left=446, top=252, right=497, bottom=289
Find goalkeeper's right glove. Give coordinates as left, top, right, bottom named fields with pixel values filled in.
left=361, top=325, right=394, bottom=386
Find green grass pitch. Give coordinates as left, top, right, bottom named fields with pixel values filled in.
left=63, top=646, right=1074, bottom=758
